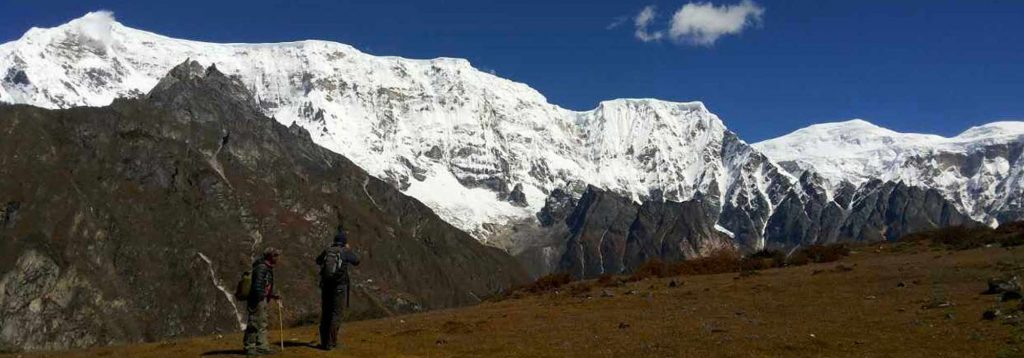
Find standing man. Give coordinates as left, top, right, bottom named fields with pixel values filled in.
left=316, top=225, right=361, bottom=351
left=244, top=247, right=282, bottom=356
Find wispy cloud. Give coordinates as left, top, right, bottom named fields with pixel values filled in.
left=633, top=5, right=664, bottom=42
left=606, top=16, right=628, bottom=30
left=627, top=1, right=765, bottom=46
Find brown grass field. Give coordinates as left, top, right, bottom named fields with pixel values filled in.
left=8, top=241, right=1024, bottom=357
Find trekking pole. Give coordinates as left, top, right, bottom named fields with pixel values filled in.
left=277, top=299, right=285, bottom=351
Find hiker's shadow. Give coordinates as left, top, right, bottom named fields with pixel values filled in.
left=201, top=341, right=320, bottom=356
left=200, top=349, right=246, bottom=356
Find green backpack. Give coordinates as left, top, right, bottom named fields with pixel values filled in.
left=234, top=271, right=252, bottom=301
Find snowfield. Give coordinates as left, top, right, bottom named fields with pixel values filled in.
left=754, top=119, right=1024, bottom=225
left=3, top=11, right=1023, bottom=244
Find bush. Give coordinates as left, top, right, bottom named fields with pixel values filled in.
left=796, top=244, right=850, bottom=263
left=596, top=273, right=620, bottom=287
left=786, top=250, right=810, bottom=266
left=902, top=222, right=1024, bottom=250
left=628, top=259, right=669, bottom=282
left=673, top=249, right=742, bottom=276
left=568, top=282, right=593, bottom=296
left=518, top=272, right=574, bottom=294
left=742, top=249, right=786, bottom=270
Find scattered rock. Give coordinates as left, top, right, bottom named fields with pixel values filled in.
left=896, top=281, right=906, bottom=288
left=669, top=280, right=679, bottom=288
left=982, top=309, right=1002, bottom=321
left=618, top=322, right=630, bottom=329
left=1002, top=291, right=1023, bottom=302
left=922, top=301, right=953, bottom=309
left=985, top=277, right=1021, bottom=295
left=601, top=290, right=615, bottom=298
left=832, top=264, right=854, bottom=273
left=624, top=290, right=638, bottom=295
left=945, top=313, right=955, bottom=320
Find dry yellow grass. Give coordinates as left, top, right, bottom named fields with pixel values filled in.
left=8, top=242, right=1024, bottom=357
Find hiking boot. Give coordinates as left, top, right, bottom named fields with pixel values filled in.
left=246, top=347, right=276, bottom=356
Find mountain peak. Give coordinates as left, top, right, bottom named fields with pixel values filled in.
left=20, top=11, right=119, bottom=49
left=796, top=119, right=889, bottom=134
left=956, top=121, right=1024, bottom=140
left=147, top=60, right=259, bottom=116
left=595, top=98, right=709, bottom=113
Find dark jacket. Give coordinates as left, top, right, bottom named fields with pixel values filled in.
left=248, top=259, right=274, bottom=306
left=316, top=244, right=360, bottom=286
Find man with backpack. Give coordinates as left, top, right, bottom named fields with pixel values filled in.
left=316, top=225, right=361, bottom=351
left=244, top=247, right=282, bottom=356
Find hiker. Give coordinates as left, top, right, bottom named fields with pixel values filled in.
left=244, top=247, right=282, bottom=356
left=316, top=225, right=361, bottom=350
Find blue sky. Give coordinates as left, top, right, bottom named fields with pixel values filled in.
left=2, top=0, right=1022, bottom=141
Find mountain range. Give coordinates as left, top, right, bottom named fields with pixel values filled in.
left=2, top=13, right=1022, bottom=277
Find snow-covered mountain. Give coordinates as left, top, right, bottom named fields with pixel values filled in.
left=2, top=12, right=1015, bottom=260
left=0, top=12, right=801, bottom=246
left=754, top=119, right=1024, bottom=225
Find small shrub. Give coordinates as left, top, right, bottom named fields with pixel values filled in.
left=518, top=272, right=573, bottom=294
left=568, top=282, right=593, bottom=296
left=796, top=244, right=850, bottom=263
left=596, top=273, right=621, bottom=287
left=741, top=249, right=786, bottom=271
left=672, top=249, right=742, bottom=276
left=628, top=260, right=669, bottom=282
left=901, top=223, right=1024, bottom=250
left=786, top=251, right=810, bottom=266
left=740, top=257, right=775, bottom=271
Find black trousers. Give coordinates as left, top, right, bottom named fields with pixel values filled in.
left=319, top=282, right=348, bottom=348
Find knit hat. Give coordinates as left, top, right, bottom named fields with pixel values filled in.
left=262, top=247, right=281, bottom=258
left=334, top=224, right=348, bottom=245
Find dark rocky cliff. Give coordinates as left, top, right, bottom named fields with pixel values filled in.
left=556, top=186, right=732, bottom=279
left=0, top=61, right=527, bottom=352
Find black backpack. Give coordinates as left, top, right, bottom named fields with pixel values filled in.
left=319, top=246, right=348, bottom=282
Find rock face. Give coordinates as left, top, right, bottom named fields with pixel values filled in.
left=0, top=61, right=527, bottom=351
left=762, top=175, right=977, bottom=248
left=556, top=186, right=732, bottom=279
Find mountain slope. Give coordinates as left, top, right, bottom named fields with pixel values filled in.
left=0, top=61, right=526, bottom=351
left=0, top=12, right=800, bottom=246
left=754, top=119, right=1024, bottom=225
left=0, top=12, right=1005, bottom=271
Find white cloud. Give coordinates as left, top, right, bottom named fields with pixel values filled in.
left=629, top=1, right=764, bottom=46
left=669, top=0, right=764, bottom=45
left=71, top=10, right=117, bottom=48
left=633, top=5, right=664, bottom=42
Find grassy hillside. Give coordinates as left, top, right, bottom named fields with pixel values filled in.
left=12, top=239, right=1024, bottom=357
